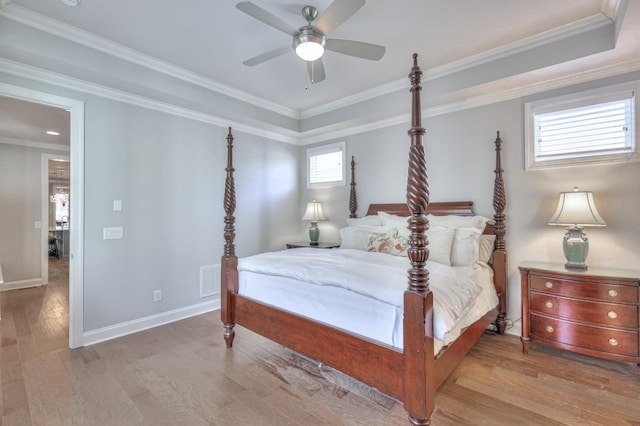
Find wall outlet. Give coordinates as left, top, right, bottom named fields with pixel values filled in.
left=153, top=289, right=162, bottom=302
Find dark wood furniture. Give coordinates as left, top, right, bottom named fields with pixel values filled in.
left=520, top=261, right=640, bottom=364
left=221, top=54, right=508, bottom=425
left=286, top=242, right=340, bottom=249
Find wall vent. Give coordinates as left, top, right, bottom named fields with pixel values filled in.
left=200, top=264, right=220, bottom=298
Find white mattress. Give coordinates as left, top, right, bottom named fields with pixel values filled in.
left=238, top=248, right=498, bottom=353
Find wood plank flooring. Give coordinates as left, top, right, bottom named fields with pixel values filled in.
left=2, top=259, right=639, bottom=425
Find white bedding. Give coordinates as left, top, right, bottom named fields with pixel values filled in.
left=238, top=248, right=498, bottom=352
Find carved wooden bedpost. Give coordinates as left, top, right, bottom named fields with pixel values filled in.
left=349, top=156, right=357, bottom=218
left=492, top=131, right=508, bottom=334
left=403, top=53, right=435, bottom=426
left=221, top=127, right=238, bottom=348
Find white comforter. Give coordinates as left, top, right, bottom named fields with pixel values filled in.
left=238, top=248, right=483, bottom=342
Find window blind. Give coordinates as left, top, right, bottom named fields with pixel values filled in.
left=535, top=95, right=634, bottom=161
left=309, top=150, right=343, bottom=184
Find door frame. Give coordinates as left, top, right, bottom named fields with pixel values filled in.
left=0, top=82, right=85, bottom=348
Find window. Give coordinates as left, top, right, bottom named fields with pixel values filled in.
left=307, top=142, right=346, bottom=188
left=525, top=82, right=638, bottom=169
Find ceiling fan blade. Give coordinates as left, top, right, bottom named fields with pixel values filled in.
left=326, top=39, right=385, bottom=60
left=243, top=46, right=290, bottom=66
left=236, top=2, right=297, bottom=36
left=307, top=59, right=326, bottom=83
left=315, top=0, right=365, bottom=35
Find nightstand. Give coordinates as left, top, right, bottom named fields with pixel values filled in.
left=520, top=261, right=639, bottom=364
left=286, top=242, right=340, bottom=249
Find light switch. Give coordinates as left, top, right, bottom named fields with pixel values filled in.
left=34, top=221, right=42, bottom=229
left=103, top=227, right=123, bottom=240
left=113, top=200, right=122, bottom=211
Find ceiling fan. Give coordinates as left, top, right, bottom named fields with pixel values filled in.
left=236, top=0, right=385, bottom=83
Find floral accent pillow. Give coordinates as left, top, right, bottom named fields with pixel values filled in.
left=366, top=228, right=409, bottom=256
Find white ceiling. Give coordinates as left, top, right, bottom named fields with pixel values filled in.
left=1, top=0, right=639, bottom=144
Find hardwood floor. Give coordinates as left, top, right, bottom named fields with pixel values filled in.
left=2, top=261, right=639, bottom=425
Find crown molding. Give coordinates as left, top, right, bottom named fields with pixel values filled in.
left=1, top=2, right=623, bottom=124
left=0, top=3, right=300, bottom=120
left=0, top=58, right=303, bottom=145
left=300, top=12, right=614, bottom=120
left=0, top=135, right=70, bottom=151
left=2, top=52, right=639, bottom=148
left=297, top=56, right=640, bottom=145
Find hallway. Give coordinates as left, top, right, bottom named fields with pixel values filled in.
left=1, top=258, right=69, bottom=423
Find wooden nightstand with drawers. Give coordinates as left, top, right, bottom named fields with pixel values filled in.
left=520, top=262, right=639, bottom=364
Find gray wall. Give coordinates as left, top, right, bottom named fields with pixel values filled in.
left=81, top=97, right=301, bottom=330
left=302, top=73, right=640, bottom=331
left=0, top=73, right=301, bottom=332
left=0, top=143, right=42, bottom=281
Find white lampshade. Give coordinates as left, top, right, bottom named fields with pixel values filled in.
left=548, top=187, right=606, bottom=227
left=302, top=200, right=327, bottom=222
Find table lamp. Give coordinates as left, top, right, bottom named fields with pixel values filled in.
left=302, top=199, right=327, bottom=245
left=548, top=187, right=606, bottom=270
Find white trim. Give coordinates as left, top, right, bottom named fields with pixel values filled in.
left=426, top=14, right=612, bottom=82
left=1, top=278, right=43, bottom=291
left=0, top=58, right=302, bottom=146
left=0, top=1, right=619, bottom=123
left=301, top=79, right=406, bottom=119
left=0, top=81, right=85, bottom=349
left=83, top=299, right=220, bottom=346
left=524, top=80, right=639, bottom=170
left=300, top=12, right=614, bottom=119
left=0, top=3, right=299, bottom=120
left=306, top=141, right=346, bottom=188
left=0, top=135, right=69, bottom=151
left=3, top=49, right=640, bottom=149
left=298, top=56, right=640, bottom=145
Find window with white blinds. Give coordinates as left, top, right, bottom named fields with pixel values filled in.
left=307, top=142, right=345, bottom=187
left=525, top=82, right=638, bottom=169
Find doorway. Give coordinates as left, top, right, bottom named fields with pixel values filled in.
left=0, top=82, right=85, bottom=348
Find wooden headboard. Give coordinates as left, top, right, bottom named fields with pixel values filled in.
left=367, top=202, right=474, bottom=217
left=366, top=202, right=494, bottom=235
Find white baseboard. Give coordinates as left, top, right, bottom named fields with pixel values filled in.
left=83, top=297, right=220, bottom=347
left=1, top=278, right=43, bottom=291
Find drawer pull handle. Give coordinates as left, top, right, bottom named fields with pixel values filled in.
left=607, top=311, right=618, bottom=319
left=546, top=325, right=554, bottom=333
left=545, top=301, right=554, bottom=309
left=545, top=281, right=554, bottom=289
left=608, top=289, right=618, bottom=297
left=608, top=338, right=618, bottom=346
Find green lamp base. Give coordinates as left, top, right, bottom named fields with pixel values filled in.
left=563, top=227, right=589, bottom=270
left=308, top=221, right=319, bottom=246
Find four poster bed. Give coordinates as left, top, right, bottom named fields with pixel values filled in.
left=220, top=54, right=507, bottom=425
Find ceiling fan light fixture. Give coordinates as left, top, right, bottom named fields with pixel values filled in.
left=294, top=27, right=326, bottom=61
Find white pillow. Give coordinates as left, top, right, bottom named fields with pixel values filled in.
left=377, top=211, right=410, bottom=236
left=425, top=225, right=455, bottom=266
left=427, top=214, right=490, bottom=230
left=478, top=234, right=496, bottom=264
left=451, top=227, right=482, bottom=267
left=339, top=225, right=390, bottom=250
left=346, top=215, right=383, bottom=227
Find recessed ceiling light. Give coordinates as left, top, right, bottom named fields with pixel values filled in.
left=46, top=130, right=61, bottom=136
left=60, top=0, right=80, bottom=6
